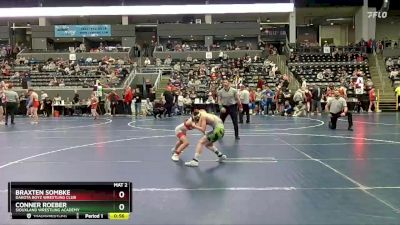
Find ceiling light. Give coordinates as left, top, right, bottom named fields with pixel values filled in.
left=0, top=3, right=294, bottom=17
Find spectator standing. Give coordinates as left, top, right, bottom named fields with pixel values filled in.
left=162, top=88, right=174, bottom=117
left=238, top=84, right=250, bottom=123
left=177, top=91, right=184, bottom=115
left=368, top=86, right=376, bottom=112
left=124, top=87, right=133, bottom=115
left=263, top=86, right=274, bottom=115
left=311, top=85, right=322, bottom=115
left=134, top=88, right=143, bottom=117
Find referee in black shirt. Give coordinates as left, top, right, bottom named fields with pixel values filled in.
left=218, top=80, right=242, bottom=140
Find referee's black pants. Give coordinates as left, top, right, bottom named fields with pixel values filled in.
left=329, top=112, right=353, bottom=129
left=220, top=104, right=239, bottom=138
left=5, top=102, right=18, bottom=125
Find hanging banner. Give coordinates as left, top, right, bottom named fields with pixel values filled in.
left=55, top=25, right=111, bottom=37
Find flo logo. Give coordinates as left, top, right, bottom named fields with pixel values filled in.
left=368, top=0, right=390, bottom=19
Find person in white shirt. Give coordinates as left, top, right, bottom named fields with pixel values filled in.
left=155, top=58, right=162, bottom=66
left=355, top=74, right=364, bottom=94
left=177, top=92, right=184, bottom=115
left=183, top=95, right=192, bottom=115
left=238, top=84, right=250, bottom=123
left=143, top=98, right=153, bottom=116
left=194, top=79, right=201, bottom=91
left=206, top=93, right=215, bottom=104
left=164, top=56, right=172, bottom=66
left=173, top=62, right=181, bottom=72
left=144, top=58, right=151, bottom=66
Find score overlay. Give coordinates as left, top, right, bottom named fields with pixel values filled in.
left=8, top=182, right=132, bottom=220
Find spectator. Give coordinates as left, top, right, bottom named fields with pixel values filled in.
left=162, top=88, right=174, bottom=117
left=108, top=89, right=119, bottom=116
left=134, top=88, right=143, bottom=117
left=73, top=90, right=79, bottom=104
left=177, top=91, right=184, bottom=115
left=238, top=84, right=250, bottom=123
left=311, top=85, right=322, bottom=115
left=262, top=86, right=274, bottom=115
left=124, top=87, right=133, bottom=115
left=144, top=57, right=151, bottom=66
left=368, top=86, right=376, bottom=112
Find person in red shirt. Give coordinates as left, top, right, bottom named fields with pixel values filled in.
left=304, top=89, right=312, bottom=114
left=257, top=76, right=264, bottom=89
left=368, top=86, right=376, bottom=112
left=124, top=86, right=133, bottom=115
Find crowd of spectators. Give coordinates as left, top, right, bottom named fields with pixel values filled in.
left=156, top=40, right=277, bottom=54
left=289, top=45, right=376, bottom=113
left=0, top=55, right=131, bottom=89
left=386, top=57, right=400, bottom=87
left=145, top=55, right=294, bottom=117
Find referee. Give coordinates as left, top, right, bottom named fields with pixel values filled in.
left=326, top=90, right=353, bottom=131
left=4, top=84, right=19, bottom=126
left=218, top=80, right=242, bottom=140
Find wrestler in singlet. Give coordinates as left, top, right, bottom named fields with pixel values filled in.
left=90, top=94, right=99, bottom=119
left=29, top=89, right=39, bottom=124
left=200, top=110, right=225, bottom=143
left=175, top=117, right=194, bottom=139
left=185, top=109, right=226, bottom=167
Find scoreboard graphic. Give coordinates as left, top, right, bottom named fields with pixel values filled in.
left=8, top=182, right=132, bottom=220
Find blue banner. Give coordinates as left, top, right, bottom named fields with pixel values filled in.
left=54, top=25, right=111, bottom=37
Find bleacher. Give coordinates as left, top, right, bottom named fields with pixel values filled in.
left=288, top=51, right=371, bottom=94
left=166, top=57, right=278, bottom=99
left=0, top=59, right=132, bottom=89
